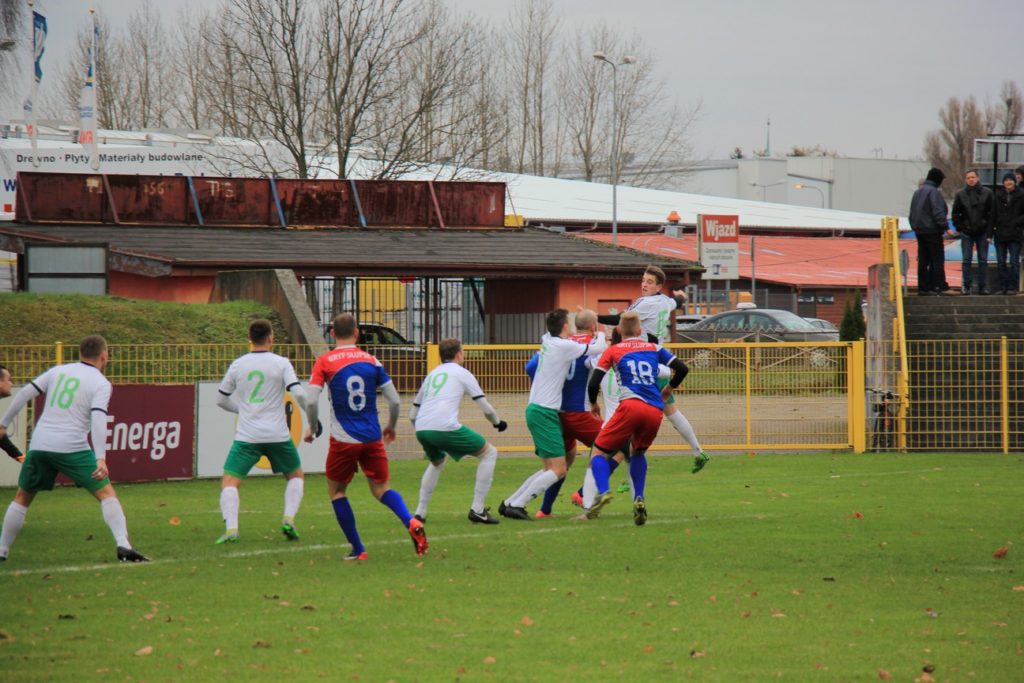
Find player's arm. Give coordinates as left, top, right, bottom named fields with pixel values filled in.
left=662, top=357, right=689, bottom=400
left=380, top=381, right=401, bottom=443
left=0, top=381, right=41, bottom=429
left=409, top=380, right=427, bottom=427
left=302, top=384, right=322, bottom=442
left=0, top=434, right=23, bottom=462
left=524, top=352, right=539, bottom=380
left=671, top=290, right=688, bottom=308
left=216, top=391, right=240, bottom=414
left=587, top=367, right=608, bottom=419
left=91, top=383, right=112, bottom=481
left=597, top=313, right=621, bottom=326
left=216, top=363, right=239, bottom=413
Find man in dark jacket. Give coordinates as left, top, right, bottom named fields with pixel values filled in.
left=951, top=169, right=995, bottom=294
left=992, top=172, right=1024, bottom=295
left=909, top=168, right=950, bottom=295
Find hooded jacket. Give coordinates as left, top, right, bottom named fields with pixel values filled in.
left=909, top=169, right=949, bottom=235
left=992, top=185, right=1024, bottom=244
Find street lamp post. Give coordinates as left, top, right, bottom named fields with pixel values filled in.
left=593, top=51, right=635, bottom=246
left=793, top=183, right=825, bottom=207
left=749, top=180, right=787, bottom=201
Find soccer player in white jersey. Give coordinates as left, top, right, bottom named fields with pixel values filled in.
left=500, top=308, right=604, bottom=520
left=214, top=319, right=315, bottom=545
left=0, top=364, right=25, bottom=463
left=597, top=264, right=710, bottom=474
left=0, top=335, right=148, bottom=562
left=410, top=338, right=508, bottom=525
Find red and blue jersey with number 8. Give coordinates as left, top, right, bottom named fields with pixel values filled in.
left=595, top=338, right=675, bottom=410
left=310, top=346, right=392, bottom=443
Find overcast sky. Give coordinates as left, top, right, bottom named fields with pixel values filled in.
left=8, top=0, right=1021, bottom=160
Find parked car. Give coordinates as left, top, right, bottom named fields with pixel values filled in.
left=675, top=314, right=708, bottom=332
left=323, top=321, right=425, bottom=391
left=676, top=308, right=840, bottom=343
left=804, top=317, right=839, bottom=333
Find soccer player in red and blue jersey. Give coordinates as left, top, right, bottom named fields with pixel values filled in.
left=305, top=314, right=427, bottom=560
left=585, top=311, right=689, bottom=525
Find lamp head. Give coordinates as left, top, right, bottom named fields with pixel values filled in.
left=622, top=55, right=636, bottom=64
left=592, top=51, right=607, bottom=61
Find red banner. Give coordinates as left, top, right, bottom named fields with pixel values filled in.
left=40, top=385, right=195, bottom=484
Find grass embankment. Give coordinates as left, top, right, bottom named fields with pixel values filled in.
left=0, top=293, right=286, bottom=346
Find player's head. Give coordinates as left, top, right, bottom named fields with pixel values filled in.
left=0, top=364, right=11, bottom=398
left=79, top=335, right=108, bottom=369
left=575, top=308, right=597, bottom=333
left=545, top=308, right=570, bottom=337
left=641, top=265, right=666, bottom=296
left=439, top=338, right=463, bottom=363
left=618, top=311, right=642, bottom=338
left=332, top=313, right=358, bottom=341
left=248, top=319, right=273, bottom=345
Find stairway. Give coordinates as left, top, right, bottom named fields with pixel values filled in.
left=900, top=293, right=1024, bottom=450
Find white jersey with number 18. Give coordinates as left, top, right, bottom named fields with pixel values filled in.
left=29, top=361, right=112, bottom=453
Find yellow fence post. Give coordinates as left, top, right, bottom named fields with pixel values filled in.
left=55, top=341, right=63, bottom=365
left=744, top=345, right=753, bottom=449
left=849, top=340, right=866, bottom=453
left=426, top=343, right=440, bottom=374
left=1000, top=336, right=1009, bottom=454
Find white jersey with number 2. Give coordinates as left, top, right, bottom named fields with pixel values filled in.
left=219, top=351, right=301, bottom=443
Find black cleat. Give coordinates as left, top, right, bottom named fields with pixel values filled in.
left=413, top=514, right=427, bottom=524
left=117, top=546, right=149, bottom=563
left=468, top=508, right=500, bottom=525
left=499, top=504, right=531, bottom=520
left=633, top=497, right=648, bottom=526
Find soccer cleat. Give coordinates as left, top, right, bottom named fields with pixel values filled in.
left=498, top=501, right=508, bottom=516
left=468, top=508, right=499, bottom=525
left=633, top=497, right=647, bottom=526
left=408, top=518, right=429, bottom=556
left=586, top=492, right=613, bottom=519
left=499, top=505, right=531, bottom=520
left=534, top=510, right=553, bottom=519
left=570, top=491, right=584, bottom=507
left=616, top=481, right=631, bottom=493
left=282, top=521, right=300, bottom=541
left=215, top=531, right=240, bottom=545
left=343, top=550, right=368, bottom=562
left=692, top=451, right=710, bottom=474
left=413, top=514, right=427, bottom=524
left=117, top=546, right=150, bottom=563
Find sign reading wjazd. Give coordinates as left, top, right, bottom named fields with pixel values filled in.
left=697, top=214, right=740, bottom=280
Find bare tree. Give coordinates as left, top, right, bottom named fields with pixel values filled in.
left=986, top=80, right=1023, bottom=137
left=924, top=95, right=987, bottom=199
left=170, top=8, right=216, bottom=131
left=52, top=12, right=129, bottom=129
left=504, top=0, right=559, bottom=175
left=122, top=1, right=174, bottom=128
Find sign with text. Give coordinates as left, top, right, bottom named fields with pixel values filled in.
left=697, top=214, right=740, bottom=280
left=195, top=382, right=329, bottom=478
left=38, top=385, right=195, bottom=485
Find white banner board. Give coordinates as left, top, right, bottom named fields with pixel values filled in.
left=0, top=387, right=28, bottom=487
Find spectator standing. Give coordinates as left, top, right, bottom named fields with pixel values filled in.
left=992, top=172, right=1024, bottom=295
left=951, top=170, right=995, bottom=294
left=909, top=168, right=951, bottom=295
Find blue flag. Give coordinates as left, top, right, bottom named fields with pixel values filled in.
left=31, top=11, right=47, bottom=83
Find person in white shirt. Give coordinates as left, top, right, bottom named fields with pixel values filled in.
left=410, top=339, right=507, bottom=525
left=0, top=335, right=148, bottom=563
left=214, top=319, right=316, bottom=545
left=500, top=308, right=603, bottom=520
left=597, top=265, right=709, bottom=474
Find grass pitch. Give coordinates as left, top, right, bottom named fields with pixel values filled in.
left=0, top=453, right=1021, bottom=682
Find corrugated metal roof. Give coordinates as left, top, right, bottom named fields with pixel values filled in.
left=0, top=224, right=701, bottom=278
left=579, top=232, right=946, bottom=288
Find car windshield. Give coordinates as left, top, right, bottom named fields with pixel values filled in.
left=768, top=310, right=820, bottom=331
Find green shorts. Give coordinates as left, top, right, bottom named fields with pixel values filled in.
left=658, top=376, right=676, bottom=405
left=19, top=449, right=109, bottom=494
left=525, top=403, right=565, bottom=459
left=416, top=426, right=486, bottom=463
left=224, top=440, right=302, bottom=478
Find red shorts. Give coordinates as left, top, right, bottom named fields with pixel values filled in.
left=560, top=411, right=603, bottom=451
left=326, top=439, right=389, bottom=485
left=594, top=399, right=663, bottom=454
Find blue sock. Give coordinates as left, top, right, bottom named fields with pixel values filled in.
left=331, top=497, right=364, bottom=554
left=591, top=454, right=612, bottom=494
left=540, top=476, right=566, bottom=514
left=578, top=458, right=619, bottom=496
left=379, top=489, right=412, bottom=527
left=629, top=453, right=648, bottom=500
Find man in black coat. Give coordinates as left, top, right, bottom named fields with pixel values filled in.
left=951, top=169, right=995, bottom=294
left=992, top=172, right=1024, bottom=295
left=909, top=167, right=951, bottom=295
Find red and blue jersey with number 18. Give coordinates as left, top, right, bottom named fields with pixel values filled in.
left=595, top=338, right=675, bottom=410
left=310, top=345, right=392, bottom=444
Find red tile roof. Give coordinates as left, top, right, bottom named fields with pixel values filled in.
left=581, top=233, right=962, bottom=288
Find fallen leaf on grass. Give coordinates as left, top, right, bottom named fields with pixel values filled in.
left=483, top=656, right=496, bottom=664
left=0, top=629, right=15, bottom=642
left=993, top=547, right=1008, bottom=559
left=169, top=517, right=181, bottom=526
left=57, top=614, right=76, bottom=620
left=643, top=644, right=654, bottom=653
left=253, top=640, right=271, bottom=649
left=1013, top=585, right=1024, bottom=592
left=689, top=649, right=706, bottom=658
left=877, top=668, right=892, bottom=680
left=213, top=649, right=222, bottom=657
left=915, top=673, right=934, bottom=683
left=134, top=646, right=153, bottom=656
left=852, top=512, right=864, bottom=519
left=521, top=616, right=534, bottom=627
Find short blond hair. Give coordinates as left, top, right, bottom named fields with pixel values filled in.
left=618, top=311, right=642, bottom=338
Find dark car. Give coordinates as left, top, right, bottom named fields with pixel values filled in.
left=677, top=308, right=840, bottom=343
left=323, top=322, right=425, bottom=391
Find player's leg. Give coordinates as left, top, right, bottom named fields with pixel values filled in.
left=326, top=440, right=366, bottom=559
left=364, top=443, right=427, bottom=556
left=629, top=403, right=664, bottom=527
left=415, top=458, right=446, bottom=522
left=0, top=488, right=36, bottom=560
left=468, top=443, right=499, bottom=524
left=218, top=441, right=261, bottom=543
left=93, top=484, right=149, bottom=561
left=267, top=441, right=305, bottom=541
left=538, top=443, right=574, bottom=517
left=504, top=405, right=564, bottom=518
